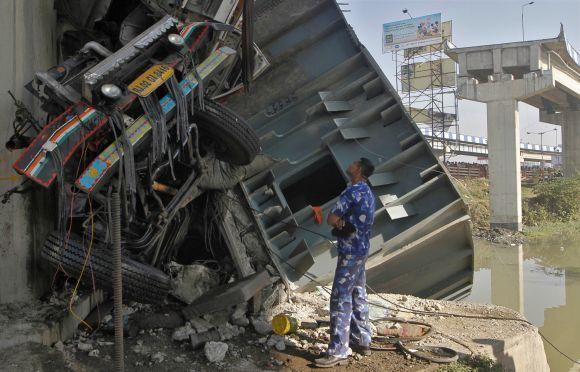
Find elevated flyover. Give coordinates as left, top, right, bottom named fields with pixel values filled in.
left=446, top=26, right=580, bottom=230
left=419, top=127, right=562, bottom=162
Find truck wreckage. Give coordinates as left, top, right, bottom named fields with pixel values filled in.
left=6, top=0, right=474, bottom=320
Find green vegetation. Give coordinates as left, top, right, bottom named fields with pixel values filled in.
left=453, top=178, right=490, bottom=230
left=437, top=355, right=502, bottom=372
left=523, top=177, right=580, bottom=224
left=454, top=176, right=580, bottom=237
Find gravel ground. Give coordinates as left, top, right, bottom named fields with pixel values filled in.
left=0, top=291, right=538, bottom=372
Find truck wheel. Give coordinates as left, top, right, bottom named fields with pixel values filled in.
left=194, top=98, right=260, bottom=165
left=42, top=232, right=171, bottom=304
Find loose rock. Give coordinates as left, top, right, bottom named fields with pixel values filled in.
left=54, top=341, right=65, bottom=352
left=88, top=349, right=100, bottom=357
left=172, top=322, right=195, bottom=341
left=217, top=322, right=243, bottom=341
left=275, top=340, right=286, bottom=351
left=150, top=351, right=165, bottom=363
left=77, top=342, right=93, bottom=352
left=204, top=341, right=228, bottom=363
left=169, top=262, right=219, bottom=304
left=231, top=303, right=250, bottom=327
left=251, top=317, right=272, bottom=335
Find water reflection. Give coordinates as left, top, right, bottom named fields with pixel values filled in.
left=465, top=236, right=580, bottom=372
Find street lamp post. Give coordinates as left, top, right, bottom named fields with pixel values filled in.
left=527, top=128, right=556, bottom=178
left=402, top=8, right=413, bottom=19
left=521, top=1, right=535, bottom=41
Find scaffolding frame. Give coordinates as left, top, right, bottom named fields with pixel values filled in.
left=392, top=25, right=459, bottom=163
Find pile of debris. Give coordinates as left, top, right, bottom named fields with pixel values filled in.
left=4, top=0, right=285, bottom=311
left=28, top=287, right=546, bottom=372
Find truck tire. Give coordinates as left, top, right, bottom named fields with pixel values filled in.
left=42, top=232, right=171, bottom=304
left=194, top=98, right=260, bottom=165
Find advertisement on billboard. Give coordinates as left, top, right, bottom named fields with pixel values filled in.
left=382, top=13, right=442, bottom=53
left=406, top=106, right=457, bottom=125
left=404, top=20, right=452, bottom=58
left=400, top=58, right=456, bottom=92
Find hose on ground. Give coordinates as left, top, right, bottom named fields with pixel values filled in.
left=367, top=317, right=460, bottom=363
left=111, top=192, right=124, bottom=372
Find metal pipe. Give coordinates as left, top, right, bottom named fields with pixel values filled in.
left=111, top=192, right=124, bottom=372
left=80, top=41, right=113, bottom=58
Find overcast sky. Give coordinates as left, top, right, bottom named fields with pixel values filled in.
left=343, top=0, right=580, bottom=146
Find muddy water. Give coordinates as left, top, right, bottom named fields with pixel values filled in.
left=465, top=235, right=580, bottom=372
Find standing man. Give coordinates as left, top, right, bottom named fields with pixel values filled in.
left=315, top=158, right=376, bottom=368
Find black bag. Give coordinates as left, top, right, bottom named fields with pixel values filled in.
left=331, top=219, right=357, bottom=238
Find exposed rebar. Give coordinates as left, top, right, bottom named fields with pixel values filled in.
left=111, top=191, right=124, bottom=372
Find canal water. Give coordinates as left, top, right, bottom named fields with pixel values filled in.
left=465, top=235, right=580, bottom=372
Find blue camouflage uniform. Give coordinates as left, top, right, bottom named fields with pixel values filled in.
left=326, top=181, right=375, bottom=358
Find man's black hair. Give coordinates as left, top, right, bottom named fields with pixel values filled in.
left=359, top=157, right=375, bottom=179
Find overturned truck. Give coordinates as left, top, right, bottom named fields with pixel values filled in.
left=8, top=0, right=473, bottom=310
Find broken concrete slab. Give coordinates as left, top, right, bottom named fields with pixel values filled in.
left=0, top=342, right=73, bottom=372
left=189, top=317, right=215, bottom=333
left=182, top=271, right=270, bottom=318
left=169, top=262, right=219, bottom=304
left=172, top=323, right=195, bottom=342
left=134, top=310, right=184, bottom=330
left=0, top=291, right=103, bottom=350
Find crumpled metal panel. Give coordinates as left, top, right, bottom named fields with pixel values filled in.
left=224, top=0, right=474, bottom=299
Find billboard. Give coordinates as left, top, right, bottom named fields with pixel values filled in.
left=382, top=13, right=442, bottom=53
left=400, top=58, right=456, bottom=92
left=406, top=107, right=457, bottom=126
left=404, top=20, right=452, bottom=58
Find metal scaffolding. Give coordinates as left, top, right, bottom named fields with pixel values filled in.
left=393, top=22, right=459, bottom=163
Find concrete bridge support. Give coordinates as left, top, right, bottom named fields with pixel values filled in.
left=540, top=109, right=580, bottom=177
left=562, top=110, right=580, bottom=177
left=447, top=28, right=580, bottom=230
left=455, top=72, right=552, bottom=231
left=487, top=100, right=522, bottom=231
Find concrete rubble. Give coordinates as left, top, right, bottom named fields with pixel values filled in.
left=204, top=341, right=228, bottom=363
left=0, top=279, right=552, bottom=371
left=168, top=263, right=220, bottom=305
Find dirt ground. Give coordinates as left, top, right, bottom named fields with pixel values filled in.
left=0, top=329, right=430, bottom=372
left=0, top=291, right=539, bottom=372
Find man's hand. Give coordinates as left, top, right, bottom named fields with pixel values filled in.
left=327, top=213, right=345, bottom=229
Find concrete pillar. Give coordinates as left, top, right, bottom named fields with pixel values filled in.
left=487, top=99, right=522, bottom=231
left=562, top=110, right=580, bottom=177
left=0, top=0, right=56, bottom=303
left=492, top=49, right=503, bottom=81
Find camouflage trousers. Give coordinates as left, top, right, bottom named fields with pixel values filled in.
left=326, top=253, right=371, bottom=357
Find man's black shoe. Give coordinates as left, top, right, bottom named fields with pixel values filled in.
left=314, top=355, right=349, bottom=368
left=351, top=345, right=371, bottom=356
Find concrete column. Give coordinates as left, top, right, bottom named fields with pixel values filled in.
left=492, top=49, right=503, bottom=81
left=0, top=0, right=56, bottom=303
left=562, top=110, right=580, bottom=177
left=486, top=99, right=522, bottom=231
